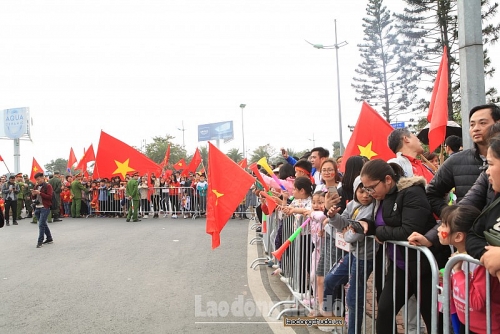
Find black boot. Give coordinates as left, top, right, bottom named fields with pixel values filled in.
left=53, top=213, right=63, bottom=222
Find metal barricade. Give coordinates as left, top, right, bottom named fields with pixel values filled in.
left=441, top=254, right=495, bottom=334
left=81, top=185, right=255, bottom=219
left=263, top=212, right=443, bottom=333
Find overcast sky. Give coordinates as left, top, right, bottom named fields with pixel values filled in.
left=0, top=0, right=498, bottom=174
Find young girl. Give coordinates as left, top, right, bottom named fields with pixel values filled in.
left=306, top=191, right=327, bottom=313
left=181, top=191, right=191, bottom=219
left=282, top=176, right=314, bottom=294
left=323, top=176, right=376, bottom=334
left=439, top=205, right=500, bottom=334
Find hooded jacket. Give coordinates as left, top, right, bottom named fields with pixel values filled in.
left=366, top=176, right=436, bottom=243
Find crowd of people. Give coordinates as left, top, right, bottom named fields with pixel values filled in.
left=249, top=103, right=500, bottom=333
left=3, top=103, right=500, bottom=332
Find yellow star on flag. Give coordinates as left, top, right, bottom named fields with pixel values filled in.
left=33, top=166, right=38, bottom=172
left=212, top=189, right=224, bottom=205
left=358, top=141, right=378, bottom=160
left=113, top=158, right=136, bottom=178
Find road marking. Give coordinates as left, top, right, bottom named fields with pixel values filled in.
left=246, top=221, right=295, bottom=334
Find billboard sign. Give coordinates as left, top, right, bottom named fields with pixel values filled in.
left=390, top=121, right=405, bottom=129
left=1, top=107, right=31, bottom=139
left=198, top=121, right=234, bottom=142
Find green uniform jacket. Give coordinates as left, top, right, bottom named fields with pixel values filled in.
left=22, top=180, right=35, bottom=198
left=70, top=180, right=85, bottom=199
left=48, top=177, right=62, bottom=195
left=126, top=179, right=140, bottom=200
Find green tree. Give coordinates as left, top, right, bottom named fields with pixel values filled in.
left=226, top=148, right=243, bottom=163
left=249, top=144, right=277, bottom=165
left=44, top=158, right=69, bottom=175
left=332, top=142, right=345, bottom=158
left=353, top=0, right=418, bottom=122
left=395, top=0, right=500, bottom=120
left=144, top=134, right=186, bottom=168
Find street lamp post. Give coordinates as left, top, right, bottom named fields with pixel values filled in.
left=306, top=19, right=347, bottom=155
left=177, top=120, right=186, bottom=148
left=240, top=104, right=246, bottom=158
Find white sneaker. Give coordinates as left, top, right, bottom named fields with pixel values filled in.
left=280, top=276, right=290, bottom=284
left=172, top=214, right=178, bottom=219
left=143, top=214, right=148, bottom=219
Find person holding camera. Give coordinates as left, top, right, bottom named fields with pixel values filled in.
left=2, top=175, right=20, bottom=226
left=31, top=172, right=54, bottom=248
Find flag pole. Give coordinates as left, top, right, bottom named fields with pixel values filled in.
left=2, top=161, right=11, bottom=174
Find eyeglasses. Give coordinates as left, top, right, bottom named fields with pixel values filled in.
left=321, top=169, right=335, bottom=173
left=363, top=180, right=382, bottom=194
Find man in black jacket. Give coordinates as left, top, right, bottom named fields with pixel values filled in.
left=426, top=104, right=500, bottom=217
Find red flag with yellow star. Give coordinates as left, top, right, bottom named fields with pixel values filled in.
left=172, top=159, right=186, bottom=171
left=30, top=157, right=44, bottom=182
left=75, top=144, right=96, bottom=172
left=94, top=131, right=160, bottom=179
left=341, top=102, right=395, bottom=172
left=206, top=142, right=255, bottom=249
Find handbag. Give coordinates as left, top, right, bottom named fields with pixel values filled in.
left=484, top=228, right=500, bottom=246
left=473, top=196, right=500, bottom=246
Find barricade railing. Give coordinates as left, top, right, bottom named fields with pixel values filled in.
left=250, top=207, right=276, bottom=270
left=441, top=253, right=493, bottom=334
left=261, top=210, right=443, bottom=333
left=70, top=186, right=257, bottom=219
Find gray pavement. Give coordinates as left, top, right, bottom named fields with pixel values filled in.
left=0, top=216, right=277, bottom=334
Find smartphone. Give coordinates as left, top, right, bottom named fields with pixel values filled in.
left=348, top=219, right=365, bottom=234
left=281, top=148, right=286, bottom=156
left=255, top=181, right=264, bottom=191
left=327, top=186, right=338, bottom=194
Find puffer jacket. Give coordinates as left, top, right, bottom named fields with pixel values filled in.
left=426, top=148, right=485, bottom=217
left=460, top=172, right=495, bottom=211
left=367, top=176, right=436, bottom=244
left=466, top=192, right=500, bottom=260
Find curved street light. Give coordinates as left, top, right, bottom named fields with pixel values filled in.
left=306, top=19, right=347, bottom=155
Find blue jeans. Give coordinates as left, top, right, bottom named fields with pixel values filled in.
left=35, top=207, right=52, bottom=244
left=63, top=202, right=70, bottom=215
left=324, top=253, right=374, bottom=334
left=323, top=253, right=350, bottom=313
left=346, top=256, right=374, bottom=334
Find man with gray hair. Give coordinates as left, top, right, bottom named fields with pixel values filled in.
left=387, top=127, right=433, bottom=183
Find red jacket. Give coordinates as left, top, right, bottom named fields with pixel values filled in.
left=32, top=182, right=53, bottom=209
left=451, top=263, right=500, bottom=333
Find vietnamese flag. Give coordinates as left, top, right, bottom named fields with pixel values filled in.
left=94, top=131, right=161, bottom=179
left=160, top=144, right=171, bottom=169
left=248, top=162, right=270, bottom=192
left=75, top=144, right=95, bottom=172
left=237, top=158, right=248, bottom=169
left=206, top=142, right=255, bottom=249
left=182, top=148, right=201, bottom=176
left=342, top=102, right=395, bottom=171
left=172, top=159, right=186, bottom=171
left=67, top=147, right=77, bottom=173
left=30, top=157, right=44, bottom=182
left=427, top=46, right=449, bottom=152
left=0, top=155, right=3, bottom=162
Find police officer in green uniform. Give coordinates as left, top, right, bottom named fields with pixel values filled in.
left=15, top=173, right=26, bottom=220
left=126, top=172, right=141, bottom=222
left=70, top=173, right=86, bottom=218
left=23, top=174, right=35, bottom=218
left=48, top=171, right=63, bottom=222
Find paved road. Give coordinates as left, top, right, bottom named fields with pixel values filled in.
left=0, top=216, right=279, bottom=334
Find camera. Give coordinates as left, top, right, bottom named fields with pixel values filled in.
left=31, top=200, right=41, bottom=210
